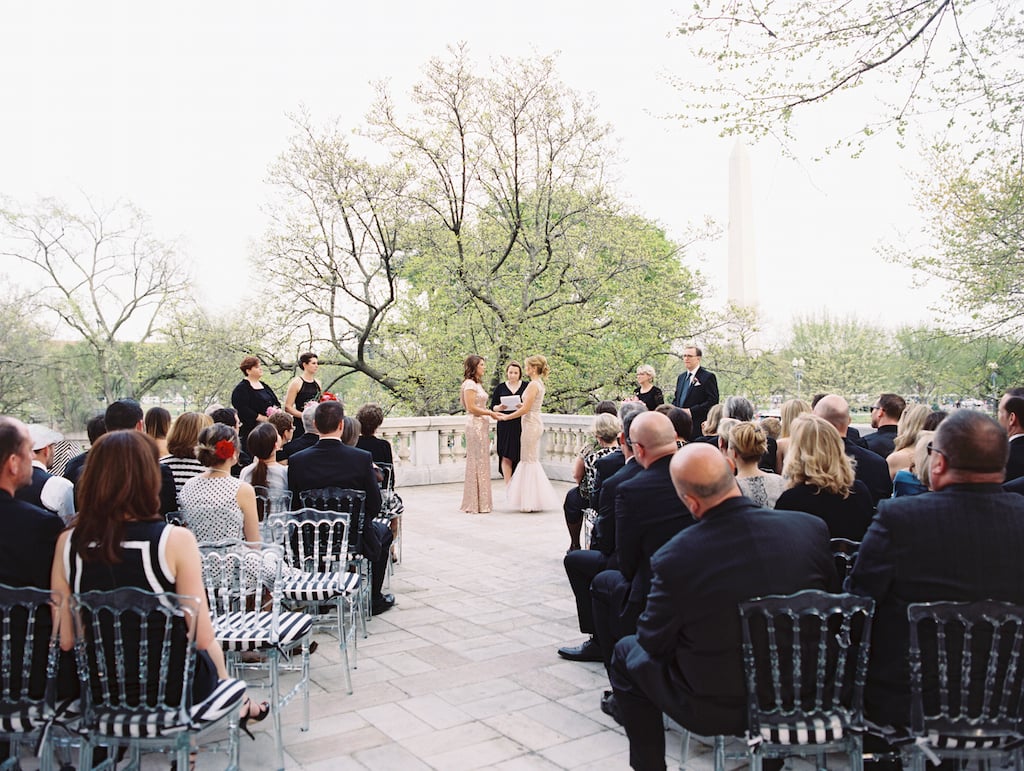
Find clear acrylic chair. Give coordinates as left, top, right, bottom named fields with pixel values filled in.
left=739, top=589, right=876, bottom=771
left=252, top=486, right=293, bottom=542
left=199, top=540, right=314, bottom=771
left=298, top=488, right=372, bottom=627
left=905, top=599, right=1024, bottom=771
left=830, top=537, right=861, bottom=582
left=374, top=463, right=403, bottom=565
left=275, top=507, right=362, bottom=694
left=70, top=586, right=245, bottom=771
left=0, top=584, right=65, bottom=771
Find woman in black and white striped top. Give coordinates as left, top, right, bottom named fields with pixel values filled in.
left=160, top=411, right=213, bottom=505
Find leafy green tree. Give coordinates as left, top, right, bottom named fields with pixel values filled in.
left=783, top=313, right=892, bottom=400
left=0, top=288, right=52, bottom=418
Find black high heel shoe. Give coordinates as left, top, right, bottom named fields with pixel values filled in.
left=239, top=697, right=271, bottom=740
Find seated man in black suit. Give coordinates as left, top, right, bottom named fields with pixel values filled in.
left=288, top=400, right=395, bottom=615
left=608, top=443, right=837, bottom=771
left=997, top=388, right=1024, bottom=481
left=558, top=402, right=646, bottom=662
left=864, top=393, right=904, bottom=458
left=815, top=394, right=891, bottom=504
left=62, top=413, right=105, bottom=486
left=848, top=409, right=1024, bottom=730
left=590, top=412, right=692, bottom=673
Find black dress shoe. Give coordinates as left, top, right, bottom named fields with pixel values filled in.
left=557, top=637, right=602, bottom=662
left=601, top=690, right=624, bottom=726
left=371, top=594, right=396, bottom=615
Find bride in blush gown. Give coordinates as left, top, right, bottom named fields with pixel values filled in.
left=500, top=354, right=560, bottom=512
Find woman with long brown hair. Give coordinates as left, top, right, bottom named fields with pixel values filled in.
left=460, top=354, right=501, bottom=514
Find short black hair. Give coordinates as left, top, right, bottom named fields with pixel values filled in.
left=85, top=415, right=107, bottom=444
left=210, top=408, right=238, bottom=428
left=878, top=393, right=906, bottom=421
left=314, top=401, right=344, bottom=434
left=104, top=399, right=144, bottom=431
left=0, top=417, right=26, bottom=469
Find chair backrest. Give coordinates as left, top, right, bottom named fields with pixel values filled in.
left=252, top=485, right=292, bottom=523
left=739, top=590, right=875, bottom=740
left=180, top=505, right=243, bottom=544
left=375, top=463, right=396, bottom=494
left=298, top=488, right=367, bottom=550
left=0, top=583, right=62, bottom=714
left=908, top=600, right=1024, bottom=740
left=830, top=538, right=860, bottom=582
left=197, top=540, right=284, bottom=618
left=279, top=508, right=352, bottom=574
left=71, top=587, right=198, bottom=721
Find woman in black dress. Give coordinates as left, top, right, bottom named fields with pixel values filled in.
left=282, top=352, right=322, bottom=439
left=231, top=356, right=281, bottom=451
left=491, top=361, right=527, bottom=485
left=633, top=364, right=664, bottom=410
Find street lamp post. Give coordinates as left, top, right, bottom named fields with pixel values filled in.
left=988, top=361, right=999, bottom=406
left=792, top=357, right=806, bottom=402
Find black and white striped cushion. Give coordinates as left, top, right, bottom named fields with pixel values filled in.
left=189, top=677, right=246, bottom=727
left=0, top=704, right=48, bottom=733
left=281, top=572, right=360, bottom=602
left=213, top=611, right=313, bottom=651
left=95, top=708, right=188, bottom=738
left=758, top=715, right=844, bottom=745
left=925, top=730, right=1019, bottom=750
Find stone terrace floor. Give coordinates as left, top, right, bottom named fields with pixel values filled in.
left=183, top=480, right=842, bottom=770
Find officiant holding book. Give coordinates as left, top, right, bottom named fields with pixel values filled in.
left=492, top=361, right=527, bottom=484
left=672, top=345, right=719, bottom=440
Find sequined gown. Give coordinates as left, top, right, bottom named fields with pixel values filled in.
left=506, top=380, right=560, bottom=512
left=461, top=379, right=493, bottom=514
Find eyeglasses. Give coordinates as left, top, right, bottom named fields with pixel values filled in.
left=682, top=354, right=698, bottom=358
left=926, top=441, right=946, bottom=460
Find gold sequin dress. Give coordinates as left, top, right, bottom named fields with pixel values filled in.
left=460, top=379, right=493, bottom=513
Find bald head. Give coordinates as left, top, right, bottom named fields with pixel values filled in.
left=813, top=395, right=851, bottom=436
left=629, top=412, right=679, bottom=467
left=670, top=442, right=740, bottom=519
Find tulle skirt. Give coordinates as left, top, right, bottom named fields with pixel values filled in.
left=506, top=461, right=560, bottom=512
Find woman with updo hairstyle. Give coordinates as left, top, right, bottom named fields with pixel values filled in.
left=178, top=423, right=260, bottom=545
left=160, top=411, right=213, bottom=501
left=282, top=352, right=322, bottom=440
left=633, top=364, right=664, bottom=411
left=144, top=406, right=171, bottom=456
left=499, top=354, right=560, bottom=512
left=728, top=422, right=786, bottom=508
left=239, top=422, right=287, bottom=494
left=230, top=356, right=281, bottom=451
left=775, top=414, right=874, bottom=541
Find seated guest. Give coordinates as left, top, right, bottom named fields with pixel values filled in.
left=564, top=414, right=623, bottom=553
left=144, top=406, right=171, bottom=457
left=775, top=398, right=811, bottom=471
left=590, top=412, right=691, bottom=673
left=18, top=424, right=76, bottom=524
left=341, top=416, right=361, bottom=446
left=814, top=394, right=891, bottom=505
left=998, top=389, right=1024, bottom=481
left=268, top=411, right=295, bottom=455
left=209, top=407, right=251, bottom=476
left=891, top=431, right=934, bottom=497
left=102, top=399, right=177, bottom=517
left=848, top=409, right=1024, bottom=731
left=655, top=405, right=691, bottom=448
left=607, top=443, right=837, bottom=770
left=923, top=410, right=947, bottom=431
left=160, top=411, right=213, bottom=501
left=864, top=392, right=905, bottom=458
left=759, top=415, right=781, bottom=441
left=239, top=423, right=288, bottom=495
left=288, top=401, right=395, bottom=616
left=775, top=414, right=874, bottom=541
left=62, top=414, right=106, bottom=486
left=50, top=430, right=267, bottom=732
left=886, top=403, right=930, bottom=480
left=693, top=403, right=722, bottom=445
left=279, top=404, right=319, bottom=462
left=356, top=403, right=404, bottom=563
left=558, top=403, right=645, bottom=662
left=728, top=422, right=785, bottom=508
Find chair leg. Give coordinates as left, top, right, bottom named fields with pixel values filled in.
left=302, top=634, right=311, bottom=732
left=270, top=649, right=284, bottom=771
left=337, top=597, right=353, bottom=695
left=714, top=735, right=727, bottom=771
left=679, top=728, right=691, bottom=770
left=228, top=709, right=241, bottom=771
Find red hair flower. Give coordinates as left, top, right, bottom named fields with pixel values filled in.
left=215, top=440, right=235, bottom=460
left=320, top=392, right=338, bottom=402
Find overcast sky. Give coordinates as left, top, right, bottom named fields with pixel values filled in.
left=1, top=1, right=946, bottom=341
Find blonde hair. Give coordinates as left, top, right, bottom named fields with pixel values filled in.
left=729, top=422, right=767, bottom=462
left=592, top=413, right=623, bottom=443
left=525, top=355, right=550, bottom=379
left=702, top=404, right=723, bottom=436
left=760, top=416, right=782, bottom=440
left=784, top=414, right=855, bottom=497
left=893, top=404, right=931, bottom=452
left=780, top=399, right=811, bottom=438
left=636, top=364, right=656, bottom=380
left=717, top=418, right=740, bottom=448
left=912, top=430, right=936, bottom=488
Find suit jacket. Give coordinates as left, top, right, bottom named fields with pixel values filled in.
left=287, top=438, right=383, bottom=560
left=592, top=458, right=643, bottom=560
left=844, top=437, right=891, bottom=505
left=279, top=432, right=317, bottom=462
left=615, top=454, right=693, bottom=603
left=863, top=424, right=898, bottom=459
left=672, top=367, right=719, bottom=440
left=631, top=496, right=837, bottom=736
left=847, top=484, right=1024, bottom=727
left=1006, top=437, right=1024, bottom=482
left=0, top=491, right=64, bottom=590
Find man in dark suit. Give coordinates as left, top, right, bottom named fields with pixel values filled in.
left=590, top=412, right=692, bottom=673
left=815, top=394, right=891, bottom=504
left=607, top=443, right=837, bottom=771
left=288, top=400, right=395, bottom=615
left=671, top=345, right=719, bottom=440
left=62, top=414, right=105, bottom=486
left=279, top=403, right=319, bottom=461
left=997, top=388, right=1024, bottom=481
left=558, top=404, right=646, bottom=662
left=848, top=409, right=1024, bottom=729
left=863, top=393, right=905, bottom=458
